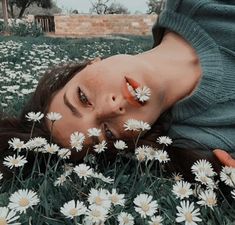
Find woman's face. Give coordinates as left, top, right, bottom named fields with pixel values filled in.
left=48, top=55, right=162, bottom=149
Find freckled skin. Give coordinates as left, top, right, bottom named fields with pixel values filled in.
left=48, top=31, right=202, bottom=160
left=48, top=55, right=162, bottom=149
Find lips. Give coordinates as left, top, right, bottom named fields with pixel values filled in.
left=122, top=76, right=142, bottom=107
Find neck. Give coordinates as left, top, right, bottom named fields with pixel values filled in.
left=135, top=31, right=202, bottom=112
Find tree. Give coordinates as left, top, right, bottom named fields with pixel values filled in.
left=147, top=0, right=165, bottom=14
left=90, top=0, right=110, bottom=15
left=106, top=2, right=129, bottom=14
left=90, top=0, right=129, bottom=15
left=8, top=0, right=53, bottom=18
left=2, top=0, right=9, bottom=27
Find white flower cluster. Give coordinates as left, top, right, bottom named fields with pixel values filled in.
left=135, top=145, right=170, bottom=163
left=60, top=187, right=126, bottom=223
left=8, top=189, right=39, bottom=214
left=124, top=119, right=151, bottom=132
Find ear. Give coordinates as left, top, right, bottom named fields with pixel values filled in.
left=90, top=57, right=102, bottom=64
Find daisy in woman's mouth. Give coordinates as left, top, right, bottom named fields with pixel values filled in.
left=123, top=76, right=151, bottom=107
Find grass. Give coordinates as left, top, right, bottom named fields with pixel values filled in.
left=0, top=34, right=234, bottom=225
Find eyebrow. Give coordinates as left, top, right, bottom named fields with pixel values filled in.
left=63, top=93, right=82, bottom=118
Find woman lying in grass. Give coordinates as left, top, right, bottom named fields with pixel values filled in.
left=0, top=1, right=235, bottom=179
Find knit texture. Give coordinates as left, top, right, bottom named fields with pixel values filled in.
left=152, top=0, right=235, bottom=152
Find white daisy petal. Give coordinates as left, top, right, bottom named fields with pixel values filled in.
left=0, top=207, right=20, bottom=225
left=176, top=200, right=202, bottom=225
left=134, top=193, right=158, bottom=218
left=172, top=181, right=193, bottom=200
left=8, top=189, right=40, bottom=214
left=197, top=189, right=217, bottom=210
left=117, top=212, right=134, bottom=225
left=3, top=155, right=27, bottom=169
left=25, top=111, right=44, bottom=122
left=46, top=112, right=62, bottom=121
left=60, top=200, right=87, bottom=219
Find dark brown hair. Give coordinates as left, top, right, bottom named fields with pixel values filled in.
left=0, top=62, right=90, bottom=175
left=0, top=61, right=223, bottom=180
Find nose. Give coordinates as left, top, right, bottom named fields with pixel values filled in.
left=96, top=94, right=126, bottom=121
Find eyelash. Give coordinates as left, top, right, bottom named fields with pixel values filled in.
left=77, top=87, right=116, bottom=141
left=104, top=124, right=116, bottom=141
left=77, top=87, right=91, bottom=106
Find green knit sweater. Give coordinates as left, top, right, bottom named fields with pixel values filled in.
left=152, top=0, right=235, bottom=152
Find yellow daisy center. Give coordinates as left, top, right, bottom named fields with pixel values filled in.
left=95, top=196, right=102, bottom=205
left=0, top=218, right=7, bottom=225
left=69, top=208, right=78, bottom=216
left=123, top=217, right=130, bottom=224
left=19, top=197, right=30, bottom=207
left=184, top=212, right=193, bottom=222
left=206, top=197, right=216, bottom=206
left=179, top=188, right=187, bottom=195
left=111, top=195, right=119, bottom=203
left=91, top=209, right=101, bottom=218
left=141, top=203, right=150, bottom=212
left=11, top=159, right=19, bottom=165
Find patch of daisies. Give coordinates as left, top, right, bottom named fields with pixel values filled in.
left=0, top=40, right=70, bottom=113
left=0, top=111, right=234, bottom=224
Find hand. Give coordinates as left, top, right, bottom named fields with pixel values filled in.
left=213, top=149, right=235, bottom=168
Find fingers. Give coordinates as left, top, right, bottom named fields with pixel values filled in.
left=213, top=149, right=235, bottom=168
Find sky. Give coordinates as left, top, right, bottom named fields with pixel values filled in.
left=54, top=0, right=149, bottom=14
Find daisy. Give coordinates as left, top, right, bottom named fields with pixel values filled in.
left=194, top=171, right=215, bottom=187
left=91, top=172, right=114, bottom=184
left=8, top=138, right=25, bottom=152
left=109, top=189, right=125, bottom=206
left=54, top=174, right=67, bottom=186
left=114, top=140, right=128, bottom=150
left=0, top=207, right=20, bottom=225
left=3, top=155, right=27, bottom=169
left=148, top=215, right=163, bottom=225
left=63, top=163, right=74, bottom=176
left=60, top=200, right=87, bottom=219
left=191, top=159, right=216, bottom=177
left=25, top=137, right=47, bottom=150
left=25, top=111, right=44, bottom=122
left=135, top=146, right=147, bottom=162
left=87, top=128, right=101, bottom=137
left=135, top=86, right=151, bottom=102
left=88, top=188, right=111, bottom=210
left=117, top=212, right=134, bottom=225
left=197, top=189, right=217, bottom=210
left=93, top=140, right=107, bottom=153
left=8, top=189, right=40, bottom=214
left=172, top=181, right=193, bottom=200
left=85, top=205, right=108, bottom=224
left=138, top=120, right=151, bottom=131
left=134, top=193, right=158, bottom=218
left=172, top=172, right=183, bottom=182
left=70, top=132, right=85, bottom=151
left=73, top=164, right=93, bottom=180
left=176, top=200, right=202, bottom=225
left=57, top=148, right=71, bottom=159
left=231, top=190, right=235, bottom=199
left=155, top=150, right=170, bottom=163
left=43, top=143, right=59, bottom=154
left=124, top=119, right=150, bottom=131
left=156, top=136, right=172, bottom=146
left=220, top=166, right=235, bottom=188
left=46, top=112, right=62, bottom=122
left=145, top=146, right=157, bottom=161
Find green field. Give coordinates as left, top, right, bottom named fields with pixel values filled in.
left=0, top=35, right=234, bottom=225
